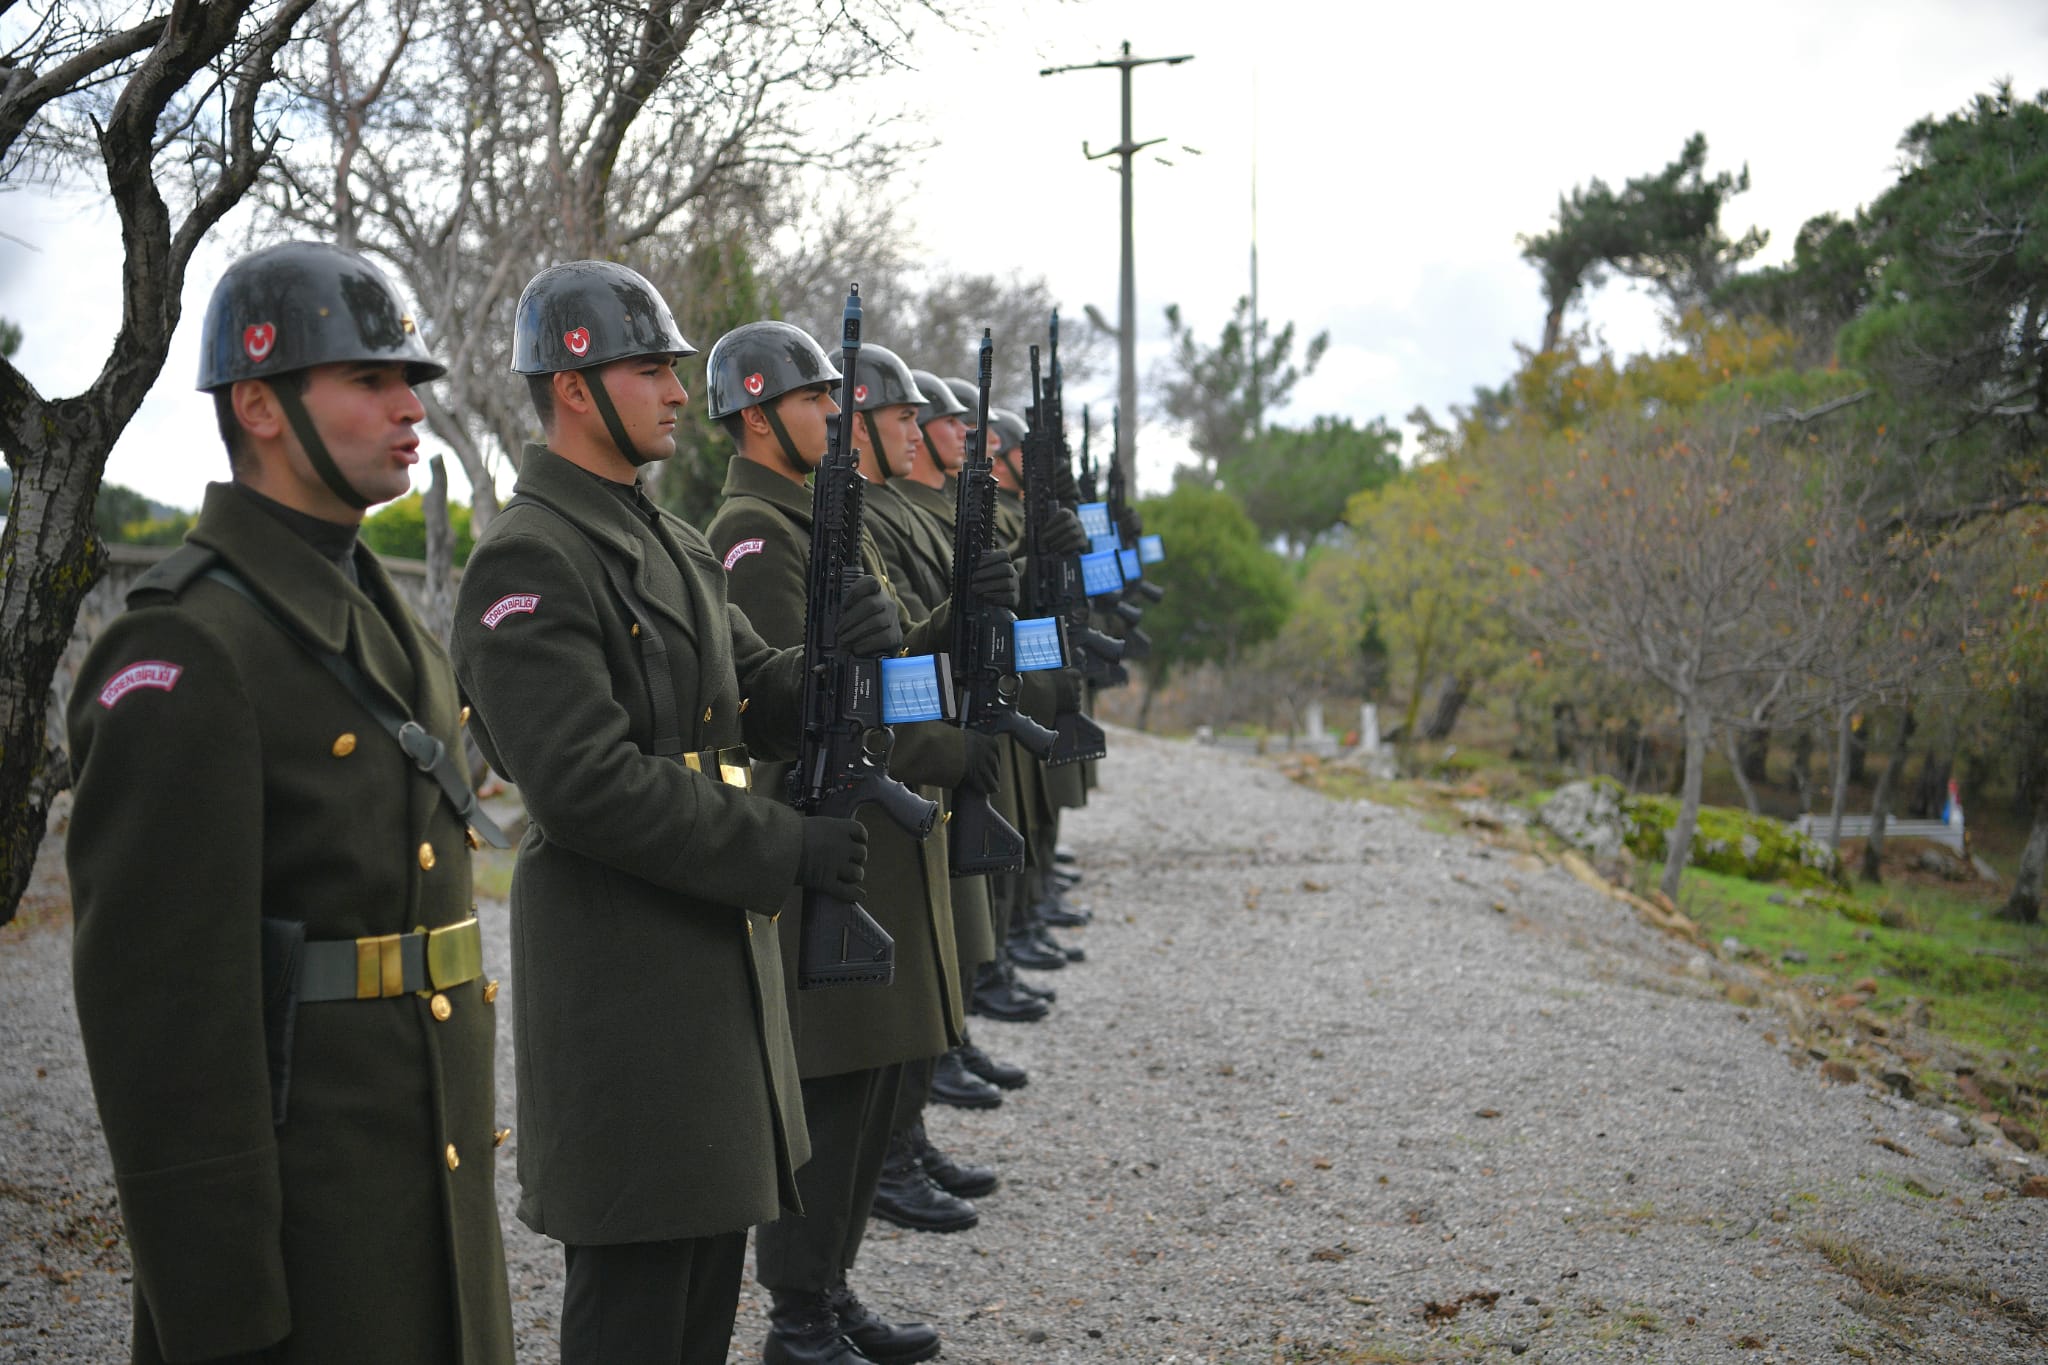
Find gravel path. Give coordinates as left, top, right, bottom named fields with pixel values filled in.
left=4, top=729, right=2044, bottom=1363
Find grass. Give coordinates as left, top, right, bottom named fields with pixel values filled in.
left=1801, top=1228, right=2048, bottom=1333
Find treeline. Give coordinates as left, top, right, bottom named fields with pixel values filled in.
left=1128, top=83, right=2048, bottom=918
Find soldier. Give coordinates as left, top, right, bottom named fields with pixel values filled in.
left=449, top=264, right=888, bottom=1365
left=65, top=240, right=515, bottom=1364
left=702, top=324, right=1014, bottom=1364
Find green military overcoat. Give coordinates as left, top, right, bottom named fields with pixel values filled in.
left=450, top=445, right=811, bottom=1246
left=705, top=457, right=968, bottom=1078
left=66, top=483, right=512, bottom=1365
left=871, top=475, right=997, bottom=971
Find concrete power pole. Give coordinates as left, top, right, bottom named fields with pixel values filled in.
left=1041, top=41, right=1192, bottom=489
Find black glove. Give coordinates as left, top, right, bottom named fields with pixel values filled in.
left=1053, top=667, right=1084, bottom=712
left=797, top=817, right=868, bottom=901
left=970, top=549, right=1019, bottom=609
left=1040, top=507, right=1090, bottom=557
left=960, top=730, right=1003, bottom=795
left=838, top=573, right=903, bottom=657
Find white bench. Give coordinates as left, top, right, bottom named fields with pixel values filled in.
left=1791, top=813, right=1966, bottom=854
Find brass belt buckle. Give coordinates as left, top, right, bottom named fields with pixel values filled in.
left=356, top=933, right=404, bottom=999
left=718, top=745, right=752, bottom=791
left=426, top=917, right=483, bottom=990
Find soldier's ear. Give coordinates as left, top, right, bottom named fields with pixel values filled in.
left=553, top=369, right=594, bottom=419
left=230, top=378, right=287, bottom=445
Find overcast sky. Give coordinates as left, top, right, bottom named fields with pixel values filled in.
left=5, top=0, right=2047, bottom=511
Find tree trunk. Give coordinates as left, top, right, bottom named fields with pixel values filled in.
left=1421, top=673, right=1471, bottom=741
left=421, top=388, right=501, bottom=533
left=1552, top=700, right=1579, bottom=767
left=1791, top=728, right=1815, bottom=814
left=422, top=455, right=455, bottom=642
left=0, top=411, right=110, bottom=923
left=1739, top=724, right=1771, bottom=785
left=1845, top=712, right=1870, bottom=787
left=1661, top=699, right=1712, bottom=902
left=1861, top=707, right=1915, bottom=883
left=1724, top=728, right=1760, bottom=815
left=1825, top=703, right=1856, bottom=849
left=1999, top=804, right=2047, bottom=924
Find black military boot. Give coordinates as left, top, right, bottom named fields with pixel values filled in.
left=1005, top=957, right=1056, bottom=1003
left=828, top=1282, right=941, bottom=1365
left=969, top=960, right=1049, bottom=1022
left=911, top=1121, right=998, bottom=1198
left=957, top=1035, right=1028, bottom=1090
left=870, top=1131, right=979, bottom=1232
left=931, top=1047, right=1002, bottom=1109
left=1031, top=919, right=1085, bottom=963
left=765, top=1291, right=880, bottom=1365
left=1035, top=892, right=1093, bottom=928
left=1006, top=926, right=1067, bottom=971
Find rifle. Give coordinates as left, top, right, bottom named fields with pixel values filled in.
left=1107, top=404, right=1163, bottom=605
left=1021, top=339, right=1117, bottom=763
left=1076, top=405, right=1098, bottom=504
left=946, top=330, right=1059, bottom=874
left=789, top=284, right=938, bottom=989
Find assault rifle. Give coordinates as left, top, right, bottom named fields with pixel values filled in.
left=1022, top=339, right=1118, bottom=763
left=1106, top=404, right=1163, bottom=605
left=947, top=330, right=1059, bottom=874
left=789, top=284, right=937, bottom=989
left=1076, top=406, right=1098, bottom=504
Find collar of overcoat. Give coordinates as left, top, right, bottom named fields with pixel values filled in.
left=513, top=443, right=704, bottom=645
left=720, top=452, right=815, bottom=527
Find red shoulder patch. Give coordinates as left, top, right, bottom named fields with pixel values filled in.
left=481, top=593, right=541, bottom=629
left=722, top=538, right=766, bottom=571
left=98, top=661, right=183, bottom=709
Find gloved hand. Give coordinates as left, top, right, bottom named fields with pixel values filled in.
left=838, top=573, right=903, bottom=657
left=970, top=549, right=1019, bottom=609
left=797, top=817, right=868, bottom=901
left=1053, top=667, right=1084, bottom=712
left=960, top=730, right=1003, bottom=795
left=1040, top=507, right=1090, bottom=557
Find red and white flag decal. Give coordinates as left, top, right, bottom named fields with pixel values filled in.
left=98, top=661, right=183, bottom=709
left=243, top=324, right=276, bottom=363
left=722, top=538, right=765, bottom=571
left=852, top=384, right=869, bottom=403
left=743, top=372, right=765, bottom=396
left=481, top=593, right=541, bottom=629
left=563, top=327, right=591, bottom=357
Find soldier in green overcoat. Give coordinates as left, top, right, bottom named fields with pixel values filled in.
left=449, top=264, right=889, bottom=1365
left=65, top=242, right=515, bottom=1364
left=702, top=324, right=1016, bottom=1365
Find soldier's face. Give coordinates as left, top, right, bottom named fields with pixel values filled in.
left=772, top=386, right=839, bottom=467
left=598, top=355, right=690, bottom=462
left=292, top=361, right=425, bottom=508
left=990, top=438, right=1022, bottom=491
left=924, top=415, right=968, bottom=471
left=872, top=403, right=921, bottom=477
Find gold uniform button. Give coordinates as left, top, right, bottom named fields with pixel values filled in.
left=746, top=920, right=754, bottom=937
left=703, top=706, right=714, bottom=722
left=483, top=979, right=500, bottom=1004
left=459, top=705, right=472, bottom=726
left=739, top=697, right=751, bottom=714
left=430, top=993, right=452, bottom=1021
left=466, top=825, right=482, bottom=851
left=494, top=1127, right=512, bottom=1148
left=445, top=1143, right=460, bottom=1171
left=331, top=733, right=357, bottom=758
left=631, top=622, right=641, bottom=637
left=417, top=843, right=436, bottom=871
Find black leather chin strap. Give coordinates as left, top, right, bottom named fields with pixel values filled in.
left=583, top=369, right=653, bottom=467
left=274, top=386, right=372, bottom=511
left=760, top=400, right=813, bottom=480
left=862, top=411, right=889, bottom=481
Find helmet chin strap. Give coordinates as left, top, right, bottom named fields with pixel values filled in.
left=583, top=369, right=655, bottom=468
left=919, top=423, right=944, bottom=473
left=274, top=385, right=372, bottom=511
left=862, top=411, right=891, bottom=482
left=760, top=401, right=813, bottom=480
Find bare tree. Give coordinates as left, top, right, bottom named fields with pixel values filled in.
left=1508, top=399, right=1953, bottom=900
left=259, top=0, right=925, bottom=530
left=0, top=0, right=320, bottom=922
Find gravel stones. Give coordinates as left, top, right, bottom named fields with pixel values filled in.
left=4, top=731, right=2045, bottom=1362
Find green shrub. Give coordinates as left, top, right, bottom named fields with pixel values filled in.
left=1620, top=794, right=1845, bottom=888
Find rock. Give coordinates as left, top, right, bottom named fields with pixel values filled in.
left=1852, top=977, right=1879, bottom=995
left=1686, top=954, right=1713, bottom=980
left=1831, top=994, right=1870, bottom=1012
left=1998, top=1117, right=2039, bottom=1152
left=1880, top=1070, right=1914, bottom=1098
left=1721, top=936, right=1748, bottom=959
left=1928, top=1118, right=1973, bottom=1147
left=1537, top=779, right=1629, bottom=864
left=1618, top=795, right=1842, bottom=888
left=1821, top=1060, right=1859, bottom=1085
left=2021, top=1175, right=2048, bottom=1198
left=1781, top=949, right=1809, bottom=965
left=1766, top=892, right=1790, bottom=906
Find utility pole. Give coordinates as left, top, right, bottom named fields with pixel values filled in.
left=1042, top=41, right=1193, bottom=488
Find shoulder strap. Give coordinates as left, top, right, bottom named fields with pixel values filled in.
left=503, top=493, right=685, bottom=759
left=199, top=563, right=509, bottom=848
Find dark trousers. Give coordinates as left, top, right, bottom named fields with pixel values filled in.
left=756, top=1063, right=903, bottom=1294
left=893, top=1053, right=934, bottom=1131
left=560, top=1231, right=747, bottom=1365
